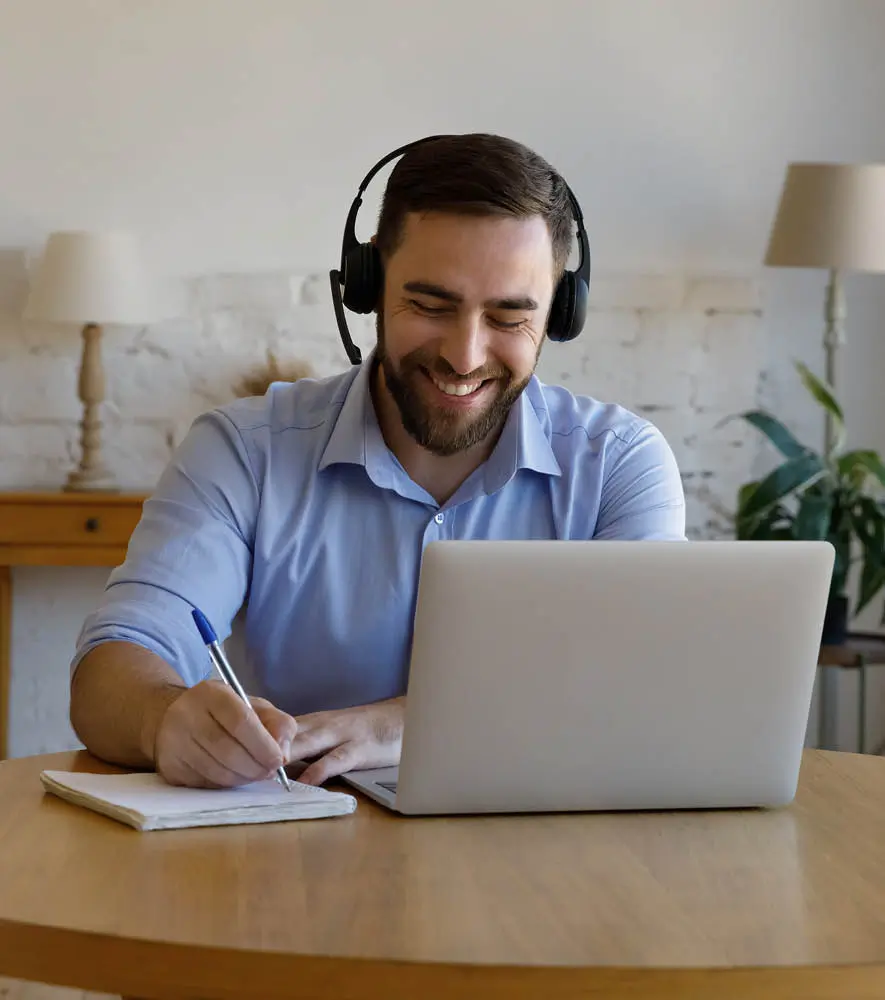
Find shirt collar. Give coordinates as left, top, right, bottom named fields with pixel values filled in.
left=478, top=376, right=562, bottom=496
left=317, top=352, right=375, bottom=472
left=318, top=351, right=561, bottom=494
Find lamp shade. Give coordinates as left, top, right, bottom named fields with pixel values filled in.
left=764, top=163, right=885, bottom=272
left=24, top=230, right=162, bottom=325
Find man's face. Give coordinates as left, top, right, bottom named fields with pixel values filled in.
left=376, top=211, right=556, bottom=457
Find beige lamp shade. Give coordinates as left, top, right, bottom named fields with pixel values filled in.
left=24, top=230, right=162, bottom=324
left=764, top=163, right=885, bottom=272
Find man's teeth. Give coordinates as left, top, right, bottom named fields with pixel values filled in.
left=432, top=377, right=483, bottom=396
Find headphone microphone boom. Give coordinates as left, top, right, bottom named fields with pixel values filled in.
left=329, top=135, right=591, bottom=366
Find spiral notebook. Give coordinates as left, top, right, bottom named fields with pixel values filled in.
left=40, top=769, right=358, bottom=831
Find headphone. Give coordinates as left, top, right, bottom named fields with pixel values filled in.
left=329, top=135, right=591, bottom=366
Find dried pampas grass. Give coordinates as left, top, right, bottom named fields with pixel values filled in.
left=234, top=350, right=314, bottom=398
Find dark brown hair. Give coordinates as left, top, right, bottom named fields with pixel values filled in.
left=374, top=133, right=574, bottom=279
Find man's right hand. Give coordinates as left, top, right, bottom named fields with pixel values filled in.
left=151, top=679, right=298, bottom=788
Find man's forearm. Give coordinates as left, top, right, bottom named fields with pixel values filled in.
left=70, top=642, right=188, bottom=768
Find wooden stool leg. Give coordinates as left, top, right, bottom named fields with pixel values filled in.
left=0, top=565, right=11, bottom=760
left=859, top=657, right=867, bottom=753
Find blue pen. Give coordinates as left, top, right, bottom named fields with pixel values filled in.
left=191, top=607, right=292, bottom=792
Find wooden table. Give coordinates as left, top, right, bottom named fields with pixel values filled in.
left=0, top=492, right=147, bottom=758
left=1, top=750, right=885, bottom=999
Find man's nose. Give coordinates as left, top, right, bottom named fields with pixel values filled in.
left=438, top=314, right=488, bottom=376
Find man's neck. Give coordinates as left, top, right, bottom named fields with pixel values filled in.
left=371, top=363, right=502, bottom=506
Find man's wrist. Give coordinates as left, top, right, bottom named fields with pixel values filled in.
left=139, top=682, right=187, bottom=765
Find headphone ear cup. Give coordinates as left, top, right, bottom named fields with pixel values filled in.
left=547, top=271, right=589, bottom=343
left=547, top=272, right=575, bottom=342
left=569, top=274, right=589, bottom=341
left=342, top=243, right=382, bottom=314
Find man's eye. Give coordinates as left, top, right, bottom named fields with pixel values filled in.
left=491, top=317, right=526, bottom=330
left=411, top=300, right=448, bottom=315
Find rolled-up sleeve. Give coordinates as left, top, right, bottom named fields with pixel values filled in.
left=594, top=422, right=686, bottom=540
left=71, top=409, right=259, bottom=686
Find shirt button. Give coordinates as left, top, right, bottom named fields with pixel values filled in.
left=435, top=513, right=445, bottom=524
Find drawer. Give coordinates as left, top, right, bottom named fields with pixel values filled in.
left=0, top=502, right=144, bottom=546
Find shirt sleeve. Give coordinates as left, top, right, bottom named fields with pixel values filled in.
left=593, top=421, right=687, bottom=540
left=71, top=409, right=259, bottom=687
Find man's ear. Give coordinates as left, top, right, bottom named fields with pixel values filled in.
left=370, top=234, right=377, bottom=245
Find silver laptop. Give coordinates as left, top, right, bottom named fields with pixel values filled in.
left=341, top=539, right=834, bottom=815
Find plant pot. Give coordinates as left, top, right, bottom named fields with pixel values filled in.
left=821, top=594, right=849, bottom=646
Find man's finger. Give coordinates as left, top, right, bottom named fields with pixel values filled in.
left=162, top=757, right=220, bottom=789
left=193, top=714, right=278, bottom=781
left=188, top=734, right=264, bottom=787
left=299, top=743, right=360, bottom=786
left=204, top=684, right=284, bottom=770
left=284, top=726, right=341, bottom=765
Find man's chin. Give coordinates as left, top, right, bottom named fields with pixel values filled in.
left=385, top=363, right=522, bottom=456
left=409, top=403, right=504, bottom=456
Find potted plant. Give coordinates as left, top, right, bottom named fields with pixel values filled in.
left=730, top=360, right=885, bottom=644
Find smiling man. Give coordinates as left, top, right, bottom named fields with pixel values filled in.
left=69, top=134, right=686, bottom=790
left=374, top=211, right=553, bottom=504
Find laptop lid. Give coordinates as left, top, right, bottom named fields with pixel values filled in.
left=394, top=540, right=834, bottom=815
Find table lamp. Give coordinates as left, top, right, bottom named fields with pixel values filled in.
left=764, top=162, right=885, bottom=455
left=23, top=231, right=162, bottom=492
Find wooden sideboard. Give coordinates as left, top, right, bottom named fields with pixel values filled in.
left=0, top=492, right=147, bottom=758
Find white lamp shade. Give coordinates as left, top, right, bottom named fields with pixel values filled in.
left=764, top=163, right=885, bottom=272
left=24, top=230, right=163, bottom=325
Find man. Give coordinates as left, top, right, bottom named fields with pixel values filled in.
left=69, top=133, right=685, bottom=790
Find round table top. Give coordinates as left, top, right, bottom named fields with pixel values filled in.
left=1, top=749, right=885, bottom=1000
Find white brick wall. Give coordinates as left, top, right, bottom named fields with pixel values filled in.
left=1, top=264, right=767, bottom=534
left=1, top=264, right=776, bottom=757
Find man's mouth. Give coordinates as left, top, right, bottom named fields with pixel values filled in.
left=429, top=374, right=486, bottom=397
left=417, top=366, right=497, bottom=398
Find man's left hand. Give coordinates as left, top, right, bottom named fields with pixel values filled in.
left=285, top=696, right=405, bottom=785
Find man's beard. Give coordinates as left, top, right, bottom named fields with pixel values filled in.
left=375, top=314, right=536, bottom=457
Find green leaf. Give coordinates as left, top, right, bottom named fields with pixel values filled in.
left=795, top=360, right=845, bottom=453
left=735, top=482, right=798, bottom=540
left=793, top=489, right=832, bottom=540
left=850, top=495, right=885, bottom=548
left=795, top=360, right=844, bottom=422
left=857, top=562, right=885, bottom=616
left=737, top=411, right=808, bottom=460
left=850, top=496, right=885, bottom=615
left=838, top=450, right=885, bottom=491
left=738, top=453, right=826, bottom=522
left=829, top=502, right=855, bottom=595
left=736, top=480, right=759, bottom=514
left=736, top=481, right=763, bottom=538
left=736, top=503, right=793, bottom=540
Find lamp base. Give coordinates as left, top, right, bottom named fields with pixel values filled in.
left=66, top=321, right=119, bottom=494
left=63, top=466, right=119, bottom=493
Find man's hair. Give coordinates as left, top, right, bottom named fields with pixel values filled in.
left=374, top=133, right=574, bottom=279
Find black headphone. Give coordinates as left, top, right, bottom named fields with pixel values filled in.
left=329, top=135, right=591, bottom=366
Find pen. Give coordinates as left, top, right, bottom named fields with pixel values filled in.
left=191, top=607, right=292, bottom=792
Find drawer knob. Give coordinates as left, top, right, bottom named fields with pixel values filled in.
left=84, top=517, right=101, bottom=533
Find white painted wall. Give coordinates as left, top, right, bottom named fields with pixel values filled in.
left=1, top=0, right=885, bottom=757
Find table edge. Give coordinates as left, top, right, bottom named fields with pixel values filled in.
left=2, top=917, right=885, bottom=1000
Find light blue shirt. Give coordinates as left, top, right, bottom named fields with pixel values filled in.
left=73, top=351, right=686, bottom=713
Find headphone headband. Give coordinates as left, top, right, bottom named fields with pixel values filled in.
left=330, top=135, right=590, bottom=365
left=338, top=135, right=450, bottom=276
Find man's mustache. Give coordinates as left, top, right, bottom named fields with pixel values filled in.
left=403, top=355, right=510, bottom=383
